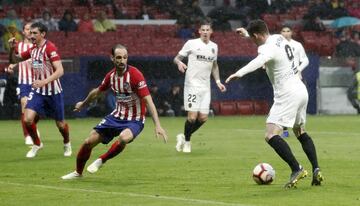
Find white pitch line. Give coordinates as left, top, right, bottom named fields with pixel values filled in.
left=234, top=128, right=360, bottom=136
left=0, top=181, right=251, bottom=206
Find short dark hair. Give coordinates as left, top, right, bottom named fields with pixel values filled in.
left=281, top=24, right=292, bottom=31
left=22, top=21, right=32, bottom=31
left=199, top=19, right=212, bottom=28
left=31, top=22, right=48, bottom=33
left=247, top=19, right=269, bottom=37
left=111, top=44, right=127, bottom=56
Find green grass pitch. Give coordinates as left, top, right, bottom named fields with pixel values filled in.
left=0, top=115, right=359, bottom=206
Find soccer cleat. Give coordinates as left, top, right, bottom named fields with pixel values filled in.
left=61, top=171, right=82, bottom=180
left=182, top=141, right=191, bottom=153
left=25, top=136, right=33, bottom=145
left=311, top=168, right=324, bottom=186
left=175, top=133, right=185, bottom=152
left=284, top=166, right=308, bottom=188
left=87, top=158, right=103, bottom=174
left=26, top=142, right=43, bottom=158
left=63, top=142, right=72, bottom=157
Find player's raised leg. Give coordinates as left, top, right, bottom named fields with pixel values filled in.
left=61, top=130, right=102, bottom=180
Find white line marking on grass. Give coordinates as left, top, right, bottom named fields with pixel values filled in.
left=0, top=181, right=251, bottom=206
left=234, top=128, right=360, bottom=136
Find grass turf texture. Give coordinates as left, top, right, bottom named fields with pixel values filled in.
left=0, top=116, right=359, bottom=206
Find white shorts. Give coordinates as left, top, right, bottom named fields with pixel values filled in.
left=184, top=85, right=211, bottom=114
left=266, top=86, right=308, bottom=128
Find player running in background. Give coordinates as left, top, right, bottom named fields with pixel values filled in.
left=6, top=22, right=71, bottom=158
left=173, top=20, right=226, bottom=153
left=7, top=22, right=40, bottom=145
left=61, top=44, right=168, bottom=180
left=226, top=20, right=323, bottom=188
left=280, top=25, right=309, bottom=138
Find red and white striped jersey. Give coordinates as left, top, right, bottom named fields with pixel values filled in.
left=17, top=41, right=33, bottom=85
left=20, top=40, right=63, bottom=95
left=98, top=66, right=150, bottom=123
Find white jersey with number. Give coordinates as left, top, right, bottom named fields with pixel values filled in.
left=288, top=39, right=308, bottom=71
left=259, top=34, right=305, bottom=97
left=178, top=38, right=218, bottom=89
left=259, top=34, right=309, bottom=127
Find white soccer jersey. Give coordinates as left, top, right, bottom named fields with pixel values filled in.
left=288, top=39, right=308, bottom=72
left=258, top=34, right=304, bottom=97
left=17, top=41, right=33, bottom=85
left=178, top=38, right=218, bottom=88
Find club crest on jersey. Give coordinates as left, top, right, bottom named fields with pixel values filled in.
left=123, top=82, right=130, bottom=90
left=212, top=48, right=215, bottom=54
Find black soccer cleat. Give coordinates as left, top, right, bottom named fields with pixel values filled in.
left=311, top=168, right=324, bottom=186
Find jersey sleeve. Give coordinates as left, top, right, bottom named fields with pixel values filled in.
left=45, top=44, right=61, bottom=62
left=20, top=47, right=31, bottom=60
left=98, top=71, right=112, bottom=91
left=131, top=69, right=150, bottom=98
left=178, top=40, right=191, bottom=57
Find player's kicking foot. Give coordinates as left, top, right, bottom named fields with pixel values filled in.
left=87, top=158, right=103, bottom=174
left=63, top=142, right=72, bottom=157
left=182, top=141, right=191, bottom=153
left=284, top=166, right=308, bottom=188
left=311, top=168, right=323, bottom=186
left=26, top=142, right=43, bottom=158
left=61, top=171, right=82, bottom=180
left=175, top=133, right=185, bottom=152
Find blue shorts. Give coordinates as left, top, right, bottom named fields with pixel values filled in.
left=17, top=84, right=32, bottom=99
left=94, top=114, right=144, bottom=144
left=25, top=91, right=65, bottom=121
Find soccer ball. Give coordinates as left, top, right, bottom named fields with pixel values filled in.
left=252, top=163, right=275, bottom=185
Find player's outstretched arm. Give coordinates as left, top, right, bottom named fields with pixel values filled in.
left=211, top=61, right=226, bottom=92
left=173, top=54, right=187, bottom=73
left=226, top=55, right=267, bottom=83
left=74, top=88, right=102, bottom=112
left=143, top=95, right=168, bottom=143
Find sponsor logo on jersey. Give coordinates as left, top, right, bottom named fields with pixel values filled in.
left=50, top=51, right=58, bottom=58
left=196, top=55, right=215, bottom=62
left=32, top=60, right=43, bottom=69
left=138, top=81, right=147, bottom=89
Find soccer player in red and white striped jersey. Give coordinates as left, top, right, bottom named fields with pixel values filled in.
left=7, top=22, right=71, bottom=158
left=8, top=22, right=41, bottom=145
left=61, top=44, right=168, bottom=180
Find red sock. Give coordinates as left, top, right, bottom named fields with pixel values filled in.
left=25, top=122, right=41, bottom=145
left=76, top=144, right=92, bottom=175
left=21, top=113, right=29, bottom=138
left=59, top=123, right=70, bottom=144
left=100, top=140, right=126, bottom=163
